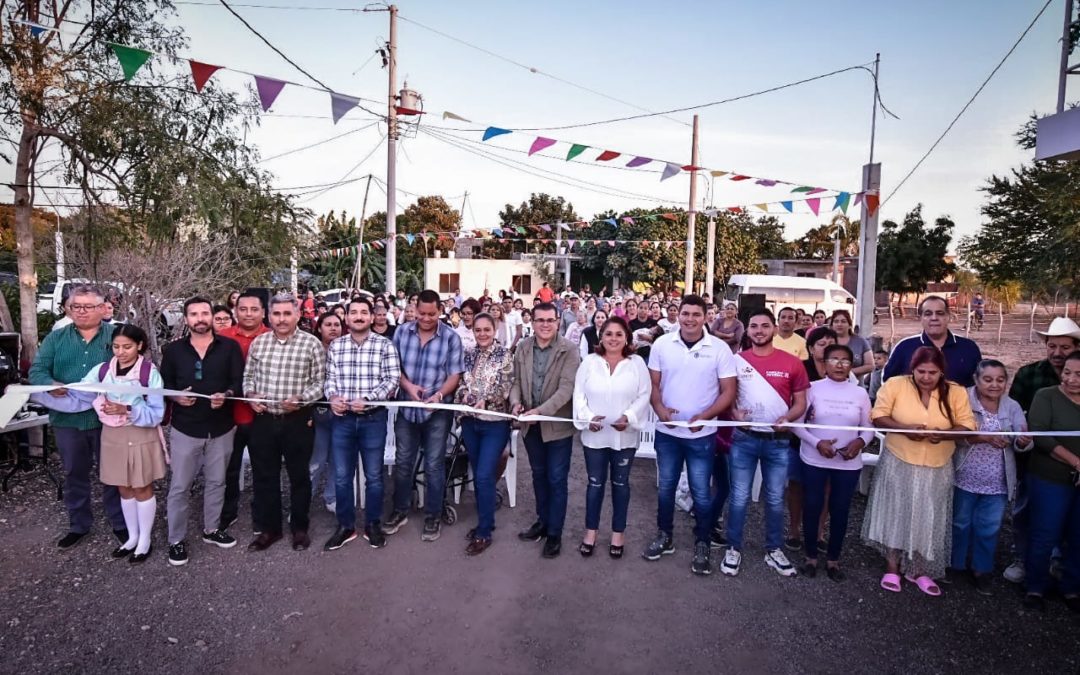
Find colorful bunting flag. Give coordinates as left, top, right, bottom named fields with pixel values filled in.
left=109, top=44, right=152, bottom=82
left=710, top=171, right=728, bottom=177
left=791, top=186, right=814, bottom=193
left=730, top=175, right=751, bottom=181
left=853, top=193, right=864, bottom=207
left=806, top=188, right=827, bottom=195
left=528, top=137, right=557, bottom=156
left=331, top=93, right=360, bottom=124
left=596, top=150, right=621, bottom=162
left=566, top=144, right=588, bottom=161
left=623, top=217, right=635, bottom=225
left=681, top=165, right=703, bottom=172
left=604, top=218, right=617, bottom=227
left=661, top=213, right=677, bottom=221
left=28, top=24, right=47, bottom=38
left=608, top=241, right=616, bottom=248
left=807, top=198, right=821, bottom=216
left=755, top=179, right=778, bottom=187
left=626, top=156, right=652, bottom=168
left=442, top=111, right=471, bottom=122
left=255, top=76, right=286, bottom=112
left=188, top=61, right=222, bottom=93
left=833, top=192, right=851, bottom=213
left=865, top=194, right=880, bottom=216
left=482, top=127, right=512, bottom=141
left=781, top=201, right=793, bottom=213
left=660, top=163, right=681, bottom=181
left=754, top=204, right=769, bottom=212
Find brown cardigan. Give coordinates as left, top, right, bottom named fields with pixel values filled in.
left=509, top=335, right=580, bottom=442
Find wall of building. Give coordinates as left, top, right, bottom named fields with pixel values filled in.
left=424, top=257, right=553, bottom=304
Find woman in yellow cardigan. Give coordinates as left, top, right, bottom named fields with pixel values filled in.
left=863, top=345, right=976, bottom=596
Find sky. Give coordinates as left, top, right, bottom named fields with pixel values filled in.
left=16, top=1, right=1076, bottom=248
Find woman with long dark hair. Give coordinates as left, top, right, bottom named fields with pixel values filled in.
left=578, top=309, right=608, bottom=359
left=309, top=312, right=343, bottom=514
left=863, top=345, right=976, bottom=596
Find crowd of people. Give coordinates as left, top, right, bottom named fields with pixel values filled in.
left=23, top=282, right=1080, bottom=613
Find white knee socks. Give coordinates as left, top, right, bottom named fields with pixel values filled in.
left=134, top=497, right=156, bottom=555
left=120, top=497, right=139, bottom=550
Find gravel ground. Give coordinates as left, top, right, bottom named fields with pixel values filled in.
left=1, top=440, right=1078, bottom=675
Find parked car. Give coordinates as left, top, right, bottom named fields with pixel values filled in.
left=724, top=274, right=859, bottom=319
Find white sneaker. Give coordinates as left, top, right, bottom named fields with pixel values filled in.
left=720, top=548, right=742, bottom=576
left=765, top=548, right=797, bottom=577
left=1003, top=560, right=1025, bottom=584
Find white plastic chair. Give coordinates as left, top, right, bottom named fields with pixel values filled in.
left=858, top=433, right=885, bottom=495
left=356, top=408, right=398, bottom=509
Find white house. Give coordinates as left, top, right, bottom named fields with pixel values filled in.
left=424, top=255, right=553, bottom=305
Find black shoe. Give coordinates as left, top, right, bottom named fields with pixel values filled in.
left=202, top=530, right=237, bottom=549
left=826, top=565, right=845, bottom=582
left=800, top=561, right=818, bottom=578
left=364, top=523, right=387, bottom=549
left=1022, top=593, right=1046, bottom=612
left=691, top=541, right=712, bottom=576
left=324, top=527, right=358, bottom=551
left=57, top=532, right=87, bottom=550
left=421, top=517, right=441, bottom=542
left=973, top=573, right=993, bottom=596
left=466, top=525, right=496, bottom=540
left=168, top=542, right=188, bottom=566
left=709, top=526, right=727, bottom=549
left=220, top=515, right=238, bottom=531
left=110, top=544, right=134, bottom=560
left=129, top=546, right=152, bottom=564
left=113, top=528, right=129, bottom=544
left=579, top=541, right=595, bottom=557
left=518, top=521, right=547, bottom=542
left=542, top=536, right=562, bottom=558
left=784, top=536, right=801, bottom=552
left=382, top=511, right=409, bottom=535
left=1064, top=595, right=1080, bottom=614
left=642, top=531, right=675, bottom=561
left=942, top=567, right=963, bottom=585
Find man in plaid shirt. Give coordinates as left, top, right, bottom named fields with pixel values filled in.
left=384, top=289, right=464, bottom=542
left=323, top=297, right=401, bottom=552
left=243, top=293, right=326, bottom=552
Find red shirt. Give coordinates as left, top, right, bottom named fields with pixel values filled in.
left=218, top=323, right=270, bottom=425
left=536, top=287, right=554, bottom=303
left=738, top=348, right=810, bottom=405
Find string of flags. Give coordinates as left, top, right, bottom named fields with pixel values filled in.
left=308, top=233, right=690, bottom=260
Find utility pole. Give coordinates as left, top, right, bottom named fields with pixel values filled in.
left=54, top=214, right=64, bottom=283
left=683, top=114, right=700, bottom=295
left=1058, top=0, right=1075, bottom=114
left=353, top=174, right=372, bottom=290
left=385, top=4, right=399, bottom=295
left=856, top=53, right=882, bottom=336
left=832, top=222, right=841, bottom=284
left=704, top=215, right=716, bottom=300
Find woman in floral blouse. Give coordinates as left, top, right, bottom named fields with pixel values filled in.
left=455, top=312, right=515, bottom=556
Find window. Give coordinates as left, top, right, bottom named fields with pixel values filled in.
left=797, top=272, right=816, bottom=278
left=794, top=288, right=825, bottom=304
left=831, top=289, right=853, bottom=303
left=751, top=287, right=794, bottom=304
left=438, top=273, right=460, bottom=294
left=511, top=274, right=532, bottom=294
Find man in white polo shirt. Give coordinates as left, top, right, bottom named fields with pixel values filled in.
left=645, top=294, right=737, bottom=575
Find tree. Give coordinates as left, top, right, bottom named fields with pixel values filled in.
left=576, top=207, right=686, bottom=290
left=1, top=1, right=302, bottom=359
left=746, top=215, right=791, bottom=260
left=959, top=116, right=1080, bottom=297
left=876, top=205, right=956, bottom=299
left=489, top=193, right=577, bottom=259
left=790, top=214, right=860, bottom=260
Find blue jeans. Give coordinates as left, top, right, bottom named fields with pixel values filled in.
left=725, top=430, right=790, bottom=551
left=393, top=410, right=453, bottom=518
left=655, top=431, right=714, bottom=543
left=802, top=463, right=860, bottom=561
left=460, top=418, right=511, bottom=539
left=332, top=409, right=389, bottom=529
left=1025, top=474, right=1080, bottom=596
left=951, top=487, right=1007, bottom=574
left=523, top=427, right=573, bottom=537
left=583, top=446, right=636, bottom=533
left=711, top=450, right=730, bottom=529
left=308, top=408, right=336, bottom=507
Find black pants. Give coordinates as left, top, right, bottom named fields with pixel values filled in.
left=219, top=422, right=253, bottom=530
left=249, top=411, right=315, bottom=536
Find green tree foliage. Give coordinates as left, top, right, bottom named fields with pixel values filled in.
left=959, top=117, right=1080, bottom=297
left=790, top=214, right=860, bottom=260
left=487, top=193, right=577, bottom=258
left=876, top=205, right=956, bottom=296
left=576, top=207, right=687, bottom=290
left=747, top=215, right=792, bottom=260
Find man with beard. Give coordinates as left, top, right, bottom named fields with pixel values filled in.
left=161, top=297, right=245, bottom=566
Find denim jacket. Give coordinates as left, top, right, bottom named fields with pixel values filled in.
left=954, top=388, right=1034, bottom=501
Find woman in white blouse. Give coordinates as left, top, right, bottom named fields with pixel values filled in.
left=573, top=315, right=651, bottom=559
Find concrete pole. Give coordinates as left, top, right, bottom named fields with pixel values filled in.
left=683, top=115, right=700, bottom=295
left=1058, top=0, right=1075, bottom=114
left=54, top=218, right=65, bottom=283
left=856, top=53, right=881, bottom=334
left=385, top=5, right=399, bottom=294
left=704, top=215, right=716, bottom=299
left=290, top=248, right=298, bottom=295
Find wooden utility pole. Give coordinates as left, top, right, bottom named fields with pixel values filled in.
left=683, top=115, right=700, bottom=295
left=385, top=4, right=399, bottom=294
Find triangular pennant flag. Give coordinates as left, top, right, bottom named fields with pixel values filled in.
left=661, top=213, right=677, bottom=221
left=626, top=156, right=652, bottom=168
left=109, top=44, right=153, bottom=82
left=558, top=222, right=572, bottom=231
left=528, top=137, right=557, bottom=156
left=482, top=127, right=512, bottom=141
left=622, top=217, right=635, bottom=225
left=807, top=198, right=821, bottom=216
left=660, top=163, right=681, bottom=181
left=331, top=93, right=360, bottom=124
left=29, top=24, right=47, bottom=38
left=853, top=192, right=864, bottom=207
left=442, top=111, right=471, bottom=122
left=540, top=223, right=552, bottom=232
left=781, top=201, right=794, bottom=213
left=666, top=242, right=676, bottom=249
left=541, top=239, right=551, bottom=244
left=710, top=170, right=728, bottom=177
left=515, top=226, right=527, bottom=235
left=593, top=240, right=602, bottom=246
left=188, top=61, right=222, bottom=93
left=608, top=241, right=617, bottom=248
left=729, top=175, right=752, bottom=181
left=492, top=227, right=503, bottom=237
left=728, top=207, right=743, bottom=213
left=566, top=240, right=576, bottom=250
left=806, top=188, right=827, bottom=195
left=596, top=150, right=621, bottom=161
left=754, top=204, right=769, bottom=212
left=866, top=194, right=880, bottom=216
left=755, top=179, right=778, bottom=186
left=703, top=209, right=718, bottom=218
left=681, top=165, right=703, bottom=172
left=255, top=76, right=287, bottom=112
left=566, top=144, right=588, bottom=161
left=652, top=241, right=661, bottom=249
left=604, top=218, right=617, bottom=227
left=833, top=192, right=851, bottom=213
left=791, top=186, right=814, bottom=193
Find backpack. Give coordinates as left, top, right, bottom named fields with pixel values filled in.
left=97, top=358, right=172, bottom=427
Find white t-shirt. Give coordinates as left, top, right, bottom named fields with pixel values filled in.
left=658, top=318, right=679, bottom=334
left=648, top=331, right=736, bottom=439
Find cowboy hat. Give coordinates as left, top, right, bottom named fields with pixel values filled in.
left=1034, top=317, right=1080, bottom=341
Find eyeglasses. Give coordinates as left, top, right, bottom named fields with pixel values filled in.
left=213, top=316, right=232, bottom=324
left=194, top=359, right=203, bottom=381
left=69, top=303, right=103, bottom=312
left=825, top=358, right=853, bottom=366
left=533, top=318, right=558, bottom=324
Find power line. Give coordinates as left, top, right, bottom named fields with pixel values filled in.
left=217, top=0, right=333, bottom=90
left=882, top=0, right=1054, bottom=205
left=176, top=1, right=363, bottom=10
left=297, top=131, right=386, bottom=203
left=258, top=122, right=380, bottom=163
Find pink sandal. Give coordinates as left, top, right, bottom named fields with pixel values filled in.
left=904, top=574, right=941, bottom=596
left=880, top=573, right=902, bottom=593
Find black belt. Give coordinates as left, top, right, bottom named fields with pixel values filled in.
left=739, top=428, right=792, bottom=440
left=343, top=408, right=385, bottom=418
left=256, top=408, right=310, bottom=420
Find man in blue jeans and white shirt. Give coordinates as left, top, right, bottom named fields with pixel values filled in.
left=646, top=294, right=736, bottom=575
left=723, top=308, right=809, bottom=577
left=323, top=297, right=401, bottom=552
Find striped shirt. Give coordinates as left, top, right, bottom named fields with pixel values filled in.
left=28, top=321, right=115, bottom=429
left=325, top=332, right=401, bottom=402
left=243, top=329, right=326, bottom=415
left=392, top=320, right=464, bottom=423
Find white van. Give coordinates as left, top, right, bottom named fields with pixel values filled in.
left=724, top=274, right=857, bottom=318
